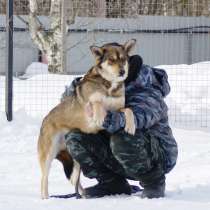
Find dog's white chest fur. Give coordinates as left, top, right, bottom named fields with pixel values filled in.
left=89, top=85, right=125, bottom=111
left=108, top=82, right=118, bottom=95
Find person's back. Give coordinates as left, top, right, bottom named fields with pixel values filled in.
left=124, top=64, right=178, bottom=174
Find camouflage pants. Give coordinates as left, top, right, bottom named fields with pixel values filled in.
left=65, top=130, right=166, bottom=184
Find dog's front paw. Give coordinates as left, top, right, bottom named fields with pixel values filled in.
left=93, top=110, right=105, bottom=128
left=90, top=101, right=106, bottom=128
left=121, top=108, right=136, bottom=135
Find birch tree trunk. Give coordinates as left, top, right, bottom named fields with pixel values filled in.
left=29, top=0, right=65, bottom=73
left=95, top=0, right=106, bottom=17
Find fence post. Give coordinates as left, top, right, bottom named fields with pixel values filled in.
left=187, top=30, right=193, bottom=65
left=5, top=0, right=13, bottom=121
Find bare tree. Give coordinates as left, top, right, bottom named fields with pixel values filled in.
left=0, top=1, right=6, bottom=14
left=29, top=0, right=63, bottom=73
left=95, top=0, right=106, bottom=17
left=28, top=0, right=83, bottom=74
left=2, top=0, right=100, bottom=74
left=1, top=0, right=210, bottom=17
left=116, top=0, right=210, bottom=17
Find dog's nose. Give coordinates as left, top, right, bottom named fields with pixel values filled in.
left=119, top=69, right=125, bottom=77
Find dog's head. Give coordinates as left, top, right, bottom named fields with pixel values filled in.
left=90, top=39, right=136, bottom=82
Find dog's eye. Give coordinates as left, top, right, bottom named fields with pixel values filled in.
left=120, top=56, right=126, bottom=64
left=119, top=58, right=126, bottom=65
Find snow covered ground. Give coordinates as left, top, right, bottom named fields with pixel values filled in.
left=0, top=62, right=210, bottom=209
left=0, top=112, right=210, bottom=210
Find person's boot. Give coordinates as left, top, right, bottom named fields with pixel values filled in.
left=84, top=177, right=132, bottom=198
left=140, top=176, right=165, bottom=199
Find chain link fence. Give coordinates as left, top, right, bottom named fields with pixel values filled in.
left=0, top=0, right=210, bottom=129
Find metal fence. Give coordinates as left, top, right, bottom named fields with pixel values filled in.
left=0, top=0, right=210, bottom=129
left=1, top=16, right=210, bottom=75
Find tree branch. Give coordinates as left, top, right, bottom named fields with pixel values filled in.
left=28, top=0, right=48, bottom=52
left=67, top=0, right=83, bottom=25
left=16, top=15, right=29, bottom=27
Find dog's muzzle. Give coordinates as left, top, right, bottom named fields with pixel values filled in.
left=119, top=69, right=125, bottom=77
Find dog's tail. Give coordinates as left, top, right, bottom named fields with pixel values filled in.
left=56, top=150, right=74, bottom=179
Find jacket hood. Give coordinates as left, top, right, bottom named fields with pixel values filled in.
left=127, top=65, right=170, bottom=97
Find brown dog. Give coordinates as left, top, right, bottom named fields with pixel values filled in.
left=38, top=39, right=136, bottom=199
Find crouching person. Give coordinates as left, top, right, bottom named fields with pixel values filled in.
left=62, top=55, right=178, bottom=199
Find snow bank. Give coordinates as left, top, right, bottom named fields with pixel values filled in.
left=25, top=62, right=49, bottom=76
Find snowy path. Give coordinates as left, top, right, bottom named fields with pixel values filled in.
left=0, top=111, right=210, bottom=210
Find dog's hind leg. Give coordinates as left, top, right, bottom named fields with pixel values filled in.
left=70, top=160, right=85, bottom=197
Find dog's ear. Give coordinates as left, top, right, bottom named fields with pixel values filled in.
left=124, top=39, right=136, bottom=55
left=90, top=46, right=104, bottom=61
